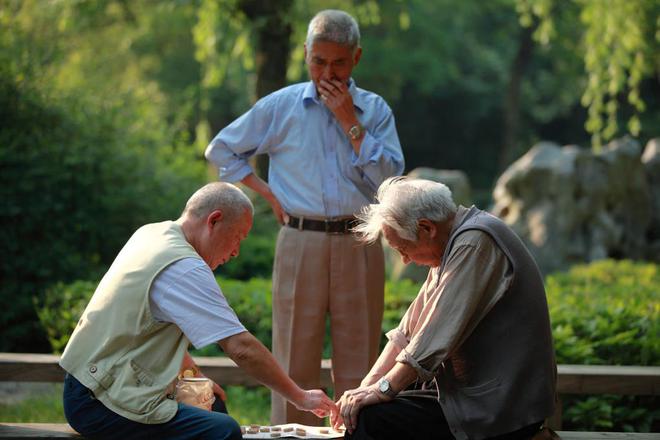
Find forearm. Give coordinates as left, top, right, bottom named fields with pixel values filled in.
left=384, top=362, right=418, bottom=395
left=220, top=332, right=304, bottom=404
left=360, top=340, right=402, bottom=387
left=241, top=173, right=276, bottom=204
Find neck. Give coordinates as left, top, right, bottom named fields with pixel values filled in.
left=177, top=217, right=202, bottom=255
left=432, top=214, right=456, bottom=264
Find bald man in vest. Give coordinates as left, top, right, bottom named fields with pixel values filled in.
left=60, top=182, right=335, bottom=440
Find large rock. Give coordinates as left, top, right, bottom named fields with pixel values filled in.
left=492, top=137, right=654, bottom=274
left=642, top=138, right=660, bottom=260
left=388, top=168, right=472, bottom=282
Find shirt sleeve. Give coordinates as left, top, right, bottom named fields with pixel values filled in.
left=350, top=100, right=405, bottom=191
left=150, top=258, right=247, bottom=349
left=395, top=230, right=513, bottom=381
left=204, top=95, right=277, bottom=183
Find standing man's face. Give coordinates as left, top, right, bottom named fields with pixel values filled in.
left=305, top=40, right=362, bottom=94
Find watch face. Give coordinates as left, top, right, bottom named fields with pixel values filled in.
left=379, top=379, right=389, bottom=393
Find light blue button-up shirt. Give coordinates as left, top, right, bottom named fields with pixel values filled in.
left=205, top=80, right=405, bottom=218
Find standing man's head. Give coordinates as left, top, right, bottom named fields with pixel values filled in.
left=178, top=182, right=254, bottom=270
left=355, top=177, right=458, bottom=267
left=305, top=9, right=362, bottom=92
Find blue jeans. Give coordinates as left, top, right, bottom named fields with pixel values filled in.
left=63, top=373, right=241, bottom=440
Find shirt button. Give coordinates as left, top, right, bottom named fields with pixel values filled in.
left=89, top=365, right=97, bottom=373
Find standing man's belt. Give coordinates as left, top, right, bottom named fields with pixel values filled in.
left=286, top=215, right=358, bottom=234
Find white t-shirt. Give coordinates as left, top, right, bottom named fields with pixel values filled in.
left=149, top=257, right=246, bottom=349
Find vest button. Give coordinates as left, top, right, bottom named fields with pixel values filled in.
left=89, top=365, right=97, bottom=373
left=166, top=393, right=175, bottom=400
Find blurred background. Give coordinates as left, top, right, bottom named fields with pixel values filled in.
left=1, top=0, right=658, bottom=431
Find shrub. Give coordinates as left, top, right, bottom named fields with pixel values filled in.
left=0, top=67, right=205, bottom=352
left=545, top=259, right=659, bottom=432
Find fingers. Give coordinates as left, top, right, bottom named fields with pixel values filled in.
left=318, top=79, right=346, bottom=100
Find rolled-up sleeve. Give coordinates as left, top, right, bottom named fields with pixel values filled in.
left=204, top=97, right=276, bottom=183
left=350, top=101, right=404, bottom=191
left=395, top=231, right=513, bottom=381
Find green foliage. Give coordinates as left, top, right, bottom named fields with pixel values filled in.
left=0, top=2, right=207, bottom=351
left=546, top=259, right=659, bottom=366
left=225, top=386, right=271, bottom=426
left=516, top=0, right=660, bottom=149
left=545, top=260, right=659, bottom=431
left=35, top=281, right=98, bottom=354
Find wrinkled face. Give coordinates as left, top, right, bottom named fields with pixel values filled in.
left=208, top=210, right=253, bottom=270
left=382, top=223, right=440, bottom=267
left=305, top=40, right=361, bottom=94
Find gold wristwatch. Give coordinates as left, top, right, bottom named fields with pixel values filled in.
left=348, top=124, right=364, bottom=140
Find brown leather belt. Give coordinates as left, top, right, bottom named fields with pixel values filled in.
left=286, top=215, right=358, bottom=234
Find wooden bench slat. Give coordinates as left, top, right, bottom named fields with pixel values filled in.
left=1, top=353, right=659, bottom=396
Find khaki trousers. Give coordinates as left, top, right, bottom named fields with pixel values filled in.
left=270, top=226, right=385, bottom=425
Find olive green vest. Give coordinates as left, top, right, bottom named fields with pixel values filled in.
left=60, top=221, right=201, bottom=424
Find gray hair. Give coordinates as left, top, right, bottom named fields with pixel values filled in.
left=306, top=9, right=360, bottom=51
left=182, top=182, right=254, bottom=221
left=355, top=177, right=457, bottom=243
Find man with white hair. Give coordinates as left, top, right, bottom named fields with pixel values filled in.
left=60, top=182, right=335, bottom=440
left=333, top=177, right=556, bottom=440
left=205, top=9, right=404, bottom=425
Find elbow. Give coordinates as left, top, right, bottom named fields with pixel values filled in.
left=220, top=332, right=256, bottom=364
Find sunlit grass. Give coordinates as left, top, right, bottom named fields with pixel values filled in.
left=0, top=384, right=271, bottom=424
left=0, top=384, right=66, bottom=422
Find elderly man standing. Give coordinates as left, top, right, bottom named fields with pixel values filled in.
left=333, top=177, right=556, bottom=440
left=205, top=9, right=405, bottom=425
left=60, top=182, right=334, bottom=440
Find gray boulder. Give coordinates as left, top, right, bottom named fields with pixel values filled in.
left=492, top=137, right=653, bottom=274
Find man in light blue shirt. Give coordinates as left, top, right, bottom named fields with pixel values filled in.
left=205, top=9, right=404, bottom=425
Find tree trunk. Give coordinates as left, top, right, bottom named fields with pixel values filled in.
left=240, top=0, right=293, bottom=179
left=500, top=22, right=536, bottom=172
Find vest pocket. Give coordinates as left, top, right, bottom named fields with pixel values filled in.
left=130, top=360, right=155, bottom=386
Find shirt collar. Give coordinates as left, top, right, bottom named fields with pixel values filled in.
left=302, top=78, right=365, bottom=114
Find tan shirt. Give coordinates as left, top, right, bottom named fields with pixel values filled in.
left=387, top=207, right=514, bottom=381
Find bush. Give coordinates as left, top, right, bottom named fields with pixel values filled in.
left=545, top=259, right=659, bottom=432
left=0, top=67, right=205, bottom=352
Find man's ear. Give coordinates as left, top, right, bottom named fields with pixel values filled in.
left=208, top=210, right=223, bottom=227
left=353, top=46, right=362, bottom=66
left=418, top=219, right=436, bottom=238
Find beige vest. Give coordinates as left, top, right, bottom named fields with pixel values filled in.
left=60, top=221, right=201, bottom=423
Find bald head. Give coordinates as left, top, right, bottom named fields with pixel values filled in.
left=181, top=182, right=254, bottom=223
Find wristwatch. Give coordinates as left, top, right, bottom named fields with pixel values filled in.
left=378, top=377, right=397, bottom=398
left=347, top=124, right=364, bottom=140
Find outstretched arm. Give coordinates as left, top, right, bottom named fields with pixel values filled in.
left=219, top=331, right=336, bottom=417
